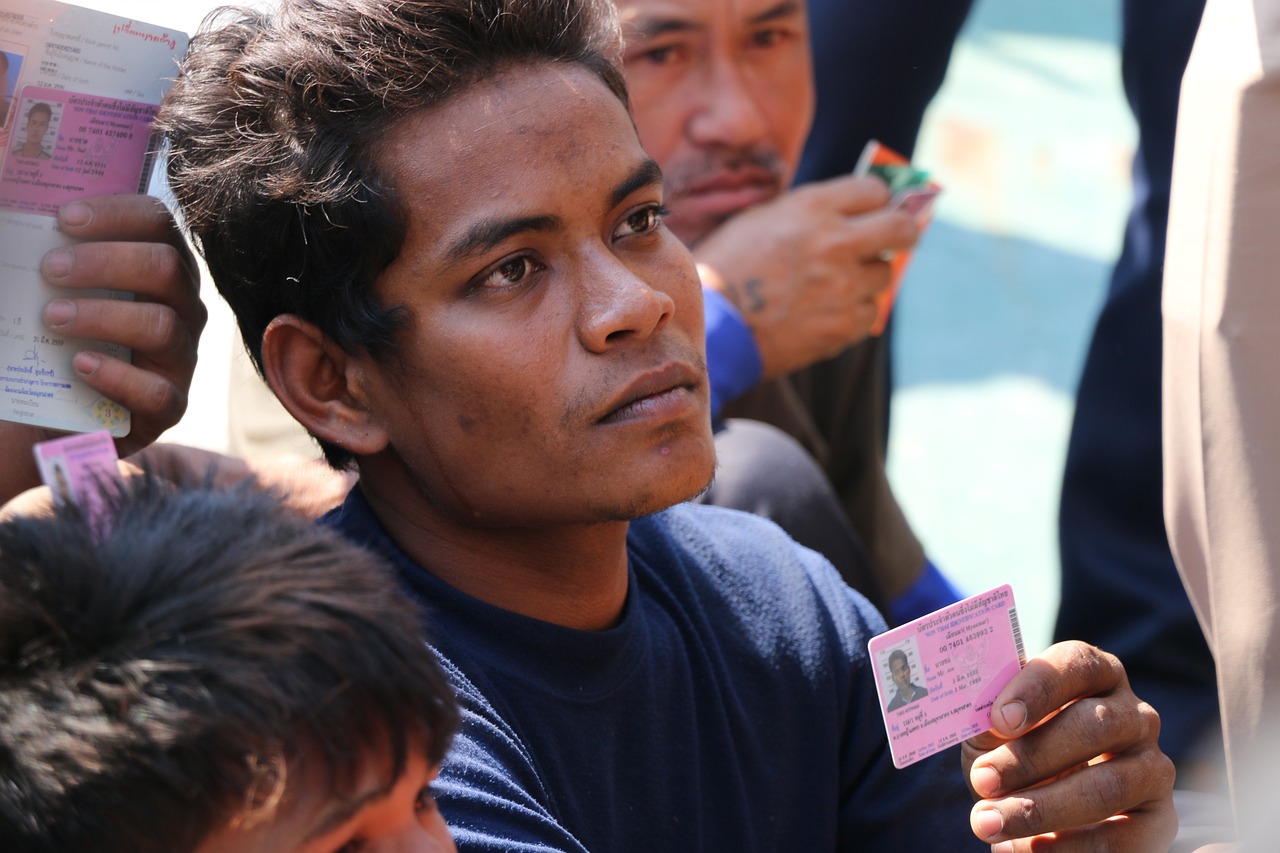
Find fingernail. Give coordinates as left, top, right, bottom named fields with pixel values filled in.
left=970, top=764, right=1000, bottom=798
left=975, top=808, right=1004, bottom=840
left=60, top=201, right=93, bottom=228
left=72, top=351, right=102, bottom=376
left=991, top=843, right=1014, bottom=853
left=43, top=248, right=73, bottom=279
left=998, top=700, right=1027, bottom=732
left=44, top=300, right=75, bottom=328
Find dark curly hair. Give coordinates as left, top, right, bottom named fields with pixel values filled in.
left=159, top=0, right=627, bottom=468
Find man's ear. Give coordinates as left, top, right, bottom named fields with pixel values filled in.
left=260, top=315, right=389, bottom=457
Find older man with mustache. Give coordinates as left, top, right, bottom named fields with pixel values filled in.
left=616, top=0, right=959, bottom=621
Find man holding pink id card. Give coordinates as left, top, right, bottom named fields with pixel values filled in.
left=1, top=0, right=1179, bottom=850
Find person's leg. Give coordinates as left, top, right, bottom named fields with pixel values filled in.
left=699, top=417, right=887, bottom=615
left=797, top=0, right=976, bottom=180
left=1055, top=0, right=1217, bottom=774
left=723, top=347, right=961, bottom=624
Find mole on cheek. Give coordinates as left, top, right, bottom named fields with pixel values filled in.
left=457, top=414, right=477, bottom=434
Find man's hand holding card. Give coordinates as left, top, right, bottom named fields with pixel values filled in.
left=961, top=641, right=1176, bottom=850
left=872, top=587, right=1177, bottom=850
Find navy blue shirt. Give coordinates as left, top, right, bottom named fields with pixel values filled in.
left=324, top=489, right=979, bottom=851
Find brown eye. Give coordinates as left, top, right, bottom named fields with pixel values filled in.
left=473, top=253, right=546, bottom=294
left=634, top=43, right=684, bottom=66
left=497, top=257, right=533, bottom=283
left=614, top=205, right=667, bottom=240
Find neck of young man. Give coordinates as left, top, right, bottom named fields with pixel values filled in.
left=359, top=467, right=634, bottom=632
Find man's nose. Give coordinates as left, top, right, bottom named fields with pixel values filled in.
left=577, top=251, right=675, bottom=354
left=686, top=60, right=769, bottom=151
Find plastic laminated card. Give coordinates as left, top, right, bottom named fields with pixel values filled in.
left=32, top=427, right=119, bottom=523
left=852, top=139, right=942, bottom=336
left=0, top=1, right=188, bottom=435
left=869, top=584, right=1026, bottom=769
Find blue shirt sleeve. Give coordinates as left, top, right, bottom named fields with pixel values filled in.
left=431, top=655, right=591, bottom=853
left=703, top=287, right=763, bottom=421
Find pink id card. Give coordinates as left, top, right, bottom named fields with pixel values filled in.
left=868, top=584, right=1026, bottom=769
left=32, top=428, right=119, bottom=516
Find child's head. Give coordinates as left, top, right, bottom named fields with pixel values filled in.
left=0, top=476, right=458, bottom=852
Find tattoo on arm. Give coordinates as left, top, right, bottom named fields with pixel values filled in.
left=725, top=277, right=767, bottom=315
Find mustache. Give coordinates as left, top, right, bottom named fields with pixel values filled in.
left=661, top=147, right=786, bottom=195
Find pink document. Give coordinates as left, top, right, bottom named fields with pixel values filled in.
left=32, top=428, right=119, bottom=521
left=869, top=584, right=1026, bottom=769
left=0, top=1, right=187, bottom=437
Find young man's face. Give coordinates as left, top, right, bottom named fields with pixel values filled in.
left=616, top=0, right=815, bottom=246
left=195, top=749, right=453, bottom=853
left=891, top=656, right=913, bottom=693
left=25, top=109, right=49, bottom=145
left=349, top=63, right=715, bottom=525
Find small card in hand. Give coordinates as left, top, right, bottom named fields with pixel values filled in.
left=32, top=429, right=120, bottom=516
left=852, top=139, right=943, bottom=335
left=868, top=584, right=1026, bottom=769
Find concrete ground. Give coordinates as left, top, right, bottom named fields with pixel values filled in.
left=95, top=0, right=1136, bottom=653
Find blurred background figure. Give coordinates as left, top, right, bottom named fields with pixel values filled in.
left=1165, top=0, right=1280, bottom=846
left=1053, top=0, right=1220, bottom=788
left=801, top=0, right=1224, bottom=785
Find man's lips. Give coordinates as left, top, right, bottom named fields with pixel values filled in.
left=681, top=167, right=781, bottom=197
left=669, top=169, right=781, bottom=221
left=597, top=362, right=704, bottom=425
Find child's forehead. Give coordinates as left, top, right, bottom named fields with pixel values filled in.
left=196, top=746, right=443, bottom=853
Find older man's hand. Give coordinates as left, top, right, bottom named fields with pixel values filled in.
left=692, top=174, right=917, bottom=380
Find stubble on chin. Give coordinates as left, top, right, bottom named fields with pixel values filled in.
left=599, top=425, right=717, bottom=522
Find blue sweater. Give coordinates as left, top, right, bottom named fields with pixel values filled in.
left=324, top=489, right=979, bottom=851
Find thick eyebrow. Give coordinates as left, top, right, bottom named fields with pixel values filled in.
left=627, top=15, right=699, bottom=41
left=302, top=780, right=396, bottom=843
left=443, top=158, right=663, bottom=262
left=627, top=0, right=803, bottom=40
left=610, top=157, right=665, bottom=210
left=445, top=214, right=561, bottom=262
left=749, top=0, right=805, bottom=27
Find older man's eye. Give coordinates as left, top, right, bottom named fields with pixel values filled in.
left=632, top=43, right=685, bottom=67
left=749, top=28, right=790, bottom=48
